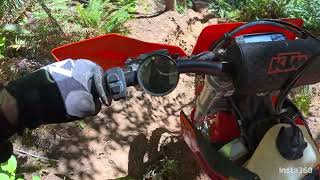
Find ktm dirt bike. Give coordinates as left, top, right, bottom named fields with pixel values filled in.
left=52, top=18, right=320, bottom=180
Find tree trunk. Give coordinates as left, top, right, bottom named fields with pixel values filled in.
left=165, top=0, right=177, bottom=11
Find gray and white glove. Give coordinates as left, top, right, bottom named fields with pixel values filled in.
left=3, top=59, right=109, bottom=134
left=42, top=59, right=109, bottom=117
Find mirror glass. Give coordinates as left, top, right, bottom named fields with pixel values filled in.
left=137, top=54, right=179, bottom=96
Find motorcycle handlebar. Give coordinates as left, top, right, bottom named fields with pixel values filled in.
left=106, top=53, right=229, bottom=101
left=175, top=60, right=228, bottom=77
left=122, top=55, right=228, bottom=87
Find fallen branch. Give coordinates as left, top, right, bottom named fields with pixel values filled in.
left=134, top=10, right=166, bottom=19
left=13, top=148, right=59, bottom=162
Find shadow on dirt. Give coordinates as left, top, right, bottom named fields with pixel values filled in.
left=16, top=84, right=198, bottom=179
left=124, top=127, right=201, bottom=180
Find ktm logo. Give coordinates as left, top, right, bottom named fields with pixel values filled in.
left=268, top=52, right=309, bottom=74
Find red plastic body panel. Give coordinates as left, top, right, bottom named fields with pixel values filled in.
left=191, top=18, right=304, bottom=55
left=51, top=34, right=187, bottom=70
left=210, top=111, right=241, bottom=143
left=180, top=111, right=227, bottom=180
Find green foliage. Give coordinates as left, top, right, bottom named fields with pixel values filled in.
left=187, top=0, right=193, bottom=8
left=1, top=155, right=17, bottom=175
left=0, top=36, right=5, bottom=58
left=285, top=0, right=320, bottom=31
left=0, top=173, right=10, bottom=180
left=209, top=0, right=320, bottom=31
left=76, top=0, right=136, bottom=34
left=0, top=155, right=40, bottom=180
left=0, top=0, right=35, bottom=23
left=76, top=0, right=107, bottom=29
left=237, top=0, right=288, bottom=20
left=176, top=0, right=193, bottom=14
left=78, top=120, right=86, bottom=129
left=0, top=23, right=30, bottom=57
left=209, top=0, right=240, bottom=19
left=158, top=159, right=178, bottom=179
left=293, top=86, right=311, bottom=115
left=176, top=2, right=186, bottom=14
left=104, top=2, right=136, bottom=33
left=0, top=155, right=20, bottom=179
left=32, top=175, right=41, bottom=180
left=0, top=0, right=137, bottom=59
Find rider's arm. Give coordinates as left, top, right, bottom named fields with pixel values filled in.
left=0, top=59, right=109, bottom=162
left=0, top=87, right=18, bottom=139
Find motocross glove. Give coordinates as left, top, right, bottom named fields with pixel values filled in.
left=1, top=59, right=109, bottom=139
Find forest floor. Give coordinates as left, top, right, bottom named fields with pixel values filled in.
left=5, top=2, right=320, bottom=180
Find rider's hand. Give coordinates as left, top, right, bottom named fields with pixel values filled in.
left=1, top=59, right=109, bottom=139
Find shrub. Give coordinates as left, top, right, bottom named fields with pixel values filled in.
left=292, top=86, right=312, bottom=115
left=0, top=36, right=5, bottom=58
left=285, top=0, right=320, bottom=31
left=0, top=155, right=40, bottom=180
left=176, top=0, right=193, bottom=14
left=209, top=0, right=320, bottom=32
left=293, top=93, right=311, bottom=115
left=0, top=0, right=137, bottom=59
left=76, top=0, right=136, bottom=34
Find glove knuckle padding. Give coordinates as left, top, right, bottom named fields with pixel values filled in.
left=72, top=59, right=97, bottom=92
left=65, top=90, right=96, bottom=117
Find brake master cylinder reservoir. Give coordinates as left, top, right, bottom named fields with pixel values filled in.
left=194, top=75, right=234, bottom=121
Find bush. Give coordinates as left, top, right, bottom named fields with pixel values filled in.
left=0, top=0, right=137, bottom=59
left=291, top=86, right=312, bottom=115
left=0, top=155, right=40, bottom=180
left=285, top=0, right=320, bottom=31
left=176, top=0, right=193, bottom=14
left=293, top=93, right=311, bottom=115
left=76, top=0, right=136, bottom=34
left=209, top=0, right=320, bottom=32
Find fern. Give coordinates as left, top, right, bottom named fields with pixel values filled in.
left=0, top=0, right=36, bottom=23
left=104, top=2, right=135, bottom=33
left=76, top=0, right=136, bottom=34
left=76, top=0, right=108, bottom=29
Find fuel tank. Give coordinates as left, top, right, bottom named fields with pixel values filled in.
left=245, top=124, right=320, bottom=180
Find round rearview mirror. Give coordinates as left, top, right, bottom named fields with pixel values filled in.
left=137, top=54, right=179, bottom=96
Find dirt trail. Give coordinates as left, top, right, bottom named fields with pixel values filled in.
left=33, top=9, right=217, bottom=180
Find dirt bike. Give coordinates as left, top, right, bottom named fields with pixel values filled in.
left=52, top=18, right=320, bottom=180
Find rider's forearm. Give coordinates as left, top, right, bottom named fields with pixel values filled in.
left=0, top=86, right=18, bottom=139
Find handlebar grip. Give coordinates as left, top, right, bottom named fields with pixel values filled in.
left=124, top=70, right=138, bottom=87
left=176, top=60, right=227, bottom=76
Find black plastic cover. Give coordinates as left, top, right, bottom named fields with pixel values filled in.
left=276, top=126, right=307, bottom=160
left=226, top=38, right=320, bottom=94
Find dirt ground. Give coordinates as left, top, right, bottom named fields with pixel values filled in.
left=9, top=2, right=320, bottom=180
